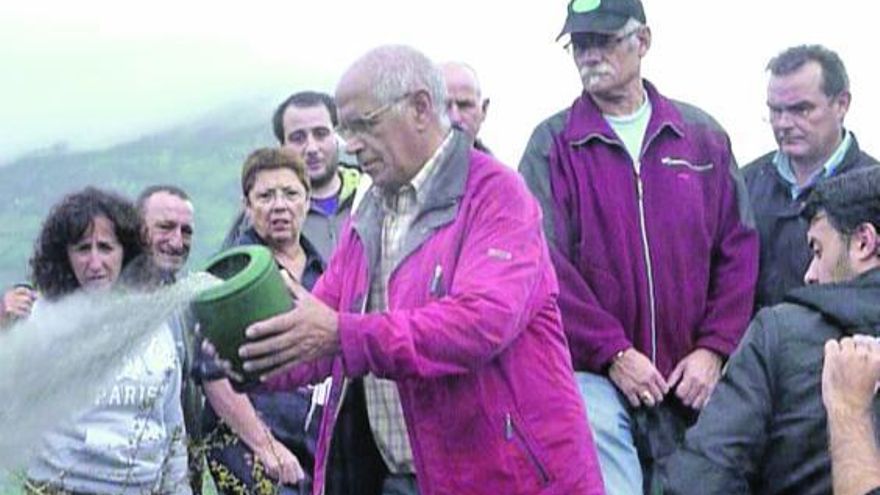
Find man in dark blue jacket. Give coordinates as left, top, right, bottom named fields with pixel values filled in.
left=744, top=44, right=877, bottom=311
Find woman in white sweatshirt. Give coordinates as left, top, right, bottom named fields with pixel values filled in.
left=22, top=187, right=190, bottom=495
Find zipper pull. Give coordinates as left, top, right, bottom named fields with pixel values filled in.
left=636, top=171, right=644, bottom=199
left=429, top=264, right=444, bottom=295
left=505, top=413, right=513, bottom=440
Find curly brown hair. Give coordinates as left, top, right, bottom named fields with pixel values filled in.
left=29, top=187, right=144, bottom=299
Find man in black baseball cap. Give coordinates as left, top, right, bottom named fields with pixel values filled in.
left=519, top=0, right=758, bottom=494
left=557, top=0, right=646, bottom=38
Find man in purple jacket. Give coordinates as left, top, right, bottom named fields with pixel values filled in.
left=518, top=1, right=759, bottom=493
left=227, top=44, right=604, bottom=495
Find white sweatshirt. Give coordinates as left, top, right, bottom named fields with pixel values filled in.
left=27, top=322, right=191, bottom=494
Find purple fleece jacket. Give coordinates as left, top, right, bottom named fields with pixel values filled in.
left=519, top=81, right=759, bottom=376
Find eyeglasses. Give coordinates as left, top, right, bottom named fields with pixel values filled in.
left=250, top=187, right=307, bottom=207
left=335, top=93, right=411, bottom=141
left=565, top=28, right=641, bottom=54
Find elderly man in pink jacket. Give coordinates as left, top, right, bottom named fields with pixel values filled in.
left=224, top=44, right=605, bottom=495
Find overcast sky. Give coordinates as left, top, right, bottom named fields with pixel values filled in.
left=0, top=0, right=876, bottom=167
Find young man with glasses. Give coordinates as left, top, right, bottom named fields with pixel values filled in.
left=518, top=0, right=758, bottom=493
left=743, top=45, right=878, bottom=311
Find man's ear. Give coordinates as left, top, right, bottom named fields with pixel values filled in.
left=851, top=223, right=880, bottom=261
left=834, top=90, right=852, bottom=123
left=481, top=97, right=490, bottom=117
left=410, top=90, right=433, bottom=130
left=638, top=26, right=652, bottom=58
left=140, top=224, right=151, bottom=246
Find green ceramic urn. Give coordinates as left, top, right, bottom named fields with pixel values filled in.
left=192, top=245, right=292, bottom=381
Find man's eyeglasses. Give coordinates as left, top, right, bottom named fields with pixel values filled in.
left=564, top=28, right=641, bottom=54
left=336, top=93, right=411, bottom=141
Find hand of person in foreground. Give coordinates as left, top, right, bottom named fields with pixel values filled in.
left=823, top=335, right=880, bottom=416
left=609, top=348, right=669, bottom=408
left=668, top=347, right=723, bottom=410
left=253, top=435, right=305, bottom=486
left=1, top=285, right=37, bottom=327
left=822, top=335, right=880, bottom=495
left=240, top=282, right=340, bottom=380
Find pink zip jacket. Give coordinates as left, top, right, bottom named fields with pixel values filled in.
left=264, top=131, right=605, bottom=495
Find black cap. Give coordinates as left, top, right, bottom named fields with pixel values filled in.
left=557, top=0, right=647, bottom=40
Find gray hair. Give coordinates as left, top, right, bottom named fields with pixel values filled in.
left=622, top=18, right=645, bottom=32
left=354, top=45, right=449, bottom=126
left=440, top=61, right=484, bottom=100
left=621, top=18, right=645, bottom=50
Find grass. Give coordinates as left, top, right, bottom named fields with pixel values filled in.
left=0, top=469, right=219, bottom=494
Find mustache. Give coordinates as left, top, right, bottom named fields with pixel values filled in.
left=160, top=245, right=189, bottom=256
left=775, top=130, right=801, bottom=141
left=579, top=64, right=612, bottom=79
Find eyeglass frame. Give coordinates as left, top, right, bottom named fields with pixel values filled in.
left=564, top=27, right=642, bottom=54
left=335, top=92, right=412, bottom=141
left=247, top=185, right=309, bottom=207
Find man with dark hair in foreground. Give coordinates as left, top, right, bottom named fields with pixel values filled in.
left=664, top=166, right=880, bottom=494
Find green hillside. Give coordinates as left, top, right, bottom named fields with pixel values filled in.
left=0, top=103, right=280, bottom=287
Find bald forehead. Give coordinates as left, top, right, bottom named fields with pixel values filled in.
left=144, top=191, right=193, bottom=218
left=336, top=62, right=375, bottom=104
left=440, top=62, right=481, bottom=97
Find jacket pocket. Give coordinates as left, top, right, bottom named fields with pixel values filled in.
left=661, top=156, right=714, bottom=172
left=504, top=412, right=551, bottom=487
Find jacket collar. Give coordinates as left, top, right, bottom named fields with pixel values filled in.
left=786, top=267, right=880, bottom=333
left=768, top=132, right=869, bottom=199
left=236, top=226, right=326, bottom=270
left=563, top=79, right=685, bottom=149
left=772, top=130, right=854, bottom=199
left=308, top=164, right=362, bottom=215
left=337, top=165, right=361, bottom=203
left=830, top=132, right=868, bottom=176
left=352, top=129, right=471, bottom=279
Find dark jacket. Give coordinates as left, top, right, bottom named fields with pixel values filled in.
left=519, top=81, right=758, bottom=376
left=662, top=268, right=880, bottom=495
left=743, top=134, right=877, bottom=311
left=263, top=130, right=604, bottom=495
left=198, top=229, right=325, bottom=495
